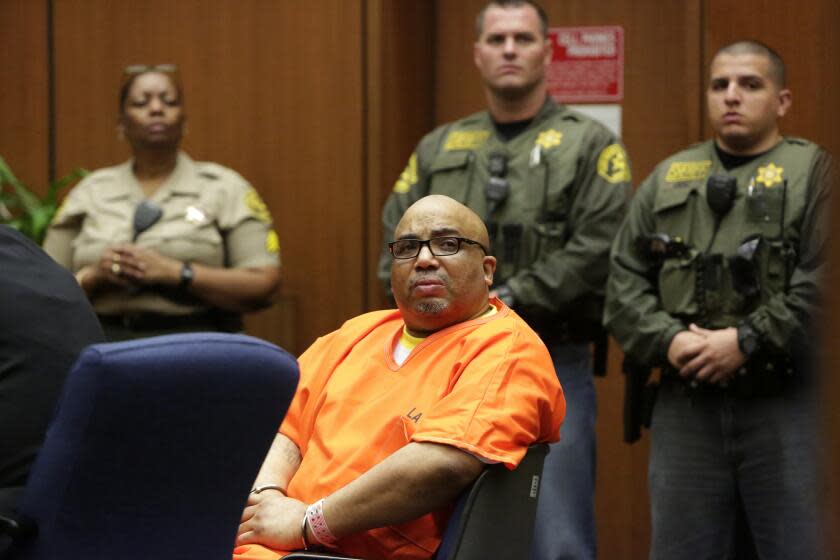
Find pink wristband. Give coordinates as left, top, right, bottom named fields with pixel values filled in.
left=305, top=498, right=337, bottom=546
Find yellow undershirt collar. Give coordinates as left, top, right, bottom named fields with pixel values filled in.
left=398, top=304, right=498, bottom=349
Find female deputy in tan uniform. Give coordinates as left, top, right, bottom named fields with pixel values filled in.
left=44, top=65, right=281, bottom=341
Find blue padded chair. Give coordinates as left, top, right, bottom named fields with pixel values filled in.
left=285, top=444, right=548, bottom=560
left=6, top=333, right=298, bottom=560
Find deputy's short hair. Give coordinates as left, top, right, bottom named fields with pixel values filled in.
left=475, top=0, right=549, bottom=39
left=714, top=40, right=786, bottom=88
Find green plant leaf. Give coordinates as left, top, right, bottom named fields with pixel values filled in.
left=0, top=156, right=37, bottom=213
left=0, top=192, right=18, bottom=205
left=0, top=155, right=87, bottom=244
left=46, top=168, right=88, bottom=204
left=30, top=206, right=56, bottom=244
left=0, top=156, right=21, bottom=185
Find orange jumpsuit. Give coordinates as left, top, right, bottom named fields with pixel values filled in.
left=234, top=299, right=565, bottom=559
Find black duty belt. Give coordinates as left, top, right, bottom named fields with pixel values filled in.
left=533, top=321, right=602, bottom=345
left=97, top=311, right=221, bottom=331
left=661, top=360, right=800, bottom=398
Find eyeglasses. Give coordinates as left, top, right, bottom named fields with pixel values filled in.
left=389, top=236, right=489, bottom=259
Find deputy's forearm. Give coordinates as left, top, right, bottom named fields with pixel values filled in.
left=189, top=264, right=280, bottom=312
left=322, top=442, right=484, bottom=539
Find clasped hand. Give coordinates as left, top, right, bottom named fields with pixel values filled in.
left=237, top=492, right=307, bottom=550
left=97, top=244, right=181, bottom=287
left=667, top=324, right=746, bottom=385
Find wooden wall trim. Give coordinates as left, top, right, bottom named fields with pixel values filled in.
left=364, top=0, right=383, bottom=309
left=0, top=0, right=49, bottom=193
left=364, top=1, right=436, bottom=310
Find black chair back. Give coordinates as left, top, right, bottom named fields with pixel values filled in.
left=435, top=444, right=548, bottom=560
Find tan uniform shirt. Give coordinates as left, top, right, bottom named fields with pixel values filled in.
left=44, top=152, right=280, bottom=315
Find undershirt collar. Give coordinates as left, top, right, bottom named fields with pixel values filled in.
left=393, top=305, right=498, bottom=366
left=493, top=118, right=534, bottom=142
left=714, top=142, right=773, bottom=171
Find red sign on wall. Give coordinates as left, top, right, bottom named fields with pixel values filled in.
left=547, top=26, right=624, bottom=103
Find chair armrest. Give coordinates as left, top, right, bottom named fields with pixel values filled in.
left=0, top=511, right=37, bottom=552
left=0, top=513, right=35, bottom=538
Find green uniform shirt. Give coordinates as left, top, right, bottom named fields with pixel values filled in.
left=605, top=138, right=834, bottom=367
left=44, top=152, right=280, bottom=316
left=380, top=98, right=631, bottom=334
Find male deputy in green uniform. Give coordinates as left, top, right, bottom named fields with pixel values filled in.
left=378, top=2, right=631, bottom=559
left=605, top=40, right=833, bottom=559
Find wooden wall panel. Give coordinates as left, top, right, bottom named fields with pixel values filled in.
left=433, top=2, right=702, bottom=558
left=0, top=0, right=48, bottom=193
left=51, top=0, right=366, bottom=353
left=433, top=0, right=486, bottom=125
left=365, top=0, right=436, bottom=308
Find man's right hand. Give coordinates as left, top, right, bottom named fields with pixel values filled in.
left=237, top=492, right=308, bottom=551
left=666, top=330, right=705, bottom=372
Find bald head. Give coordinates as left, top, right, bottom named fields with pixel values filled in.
left=395, top=195, right=490, bottom=248
left=390, top=195, right=496, bottom=336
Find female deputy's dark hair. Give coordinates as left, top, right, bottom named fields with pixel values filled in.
left=118, top=65, right=184, bottom=112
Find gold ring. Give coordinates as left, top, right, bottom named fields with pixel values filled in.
left=112, top=253, right=121, bottom=263
left=111, top=263, right=122, bottom=275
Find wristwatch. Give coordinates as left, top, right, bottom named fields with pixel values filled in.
left=495, top=284, right=516, bottom=308
left=179, top=261, right=194, bottom=290
left=736, top=321, right=759, bottom=358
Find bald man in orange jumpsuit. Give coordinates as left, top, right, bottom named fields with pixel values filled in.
left=234, top=195, right=565, bottom=559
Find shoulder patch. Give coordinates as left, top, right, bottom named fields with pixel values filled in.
left=665, top=160, right=712, bottom=183
left=245, top=188, right=272, bottom=224
left=597, top=144, right=631, bottom=184
left=266, top=230, right=280, bottom=255
left=393, top=153, right=418, bottom=193
left=443, top=130, right=489, bottom=151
